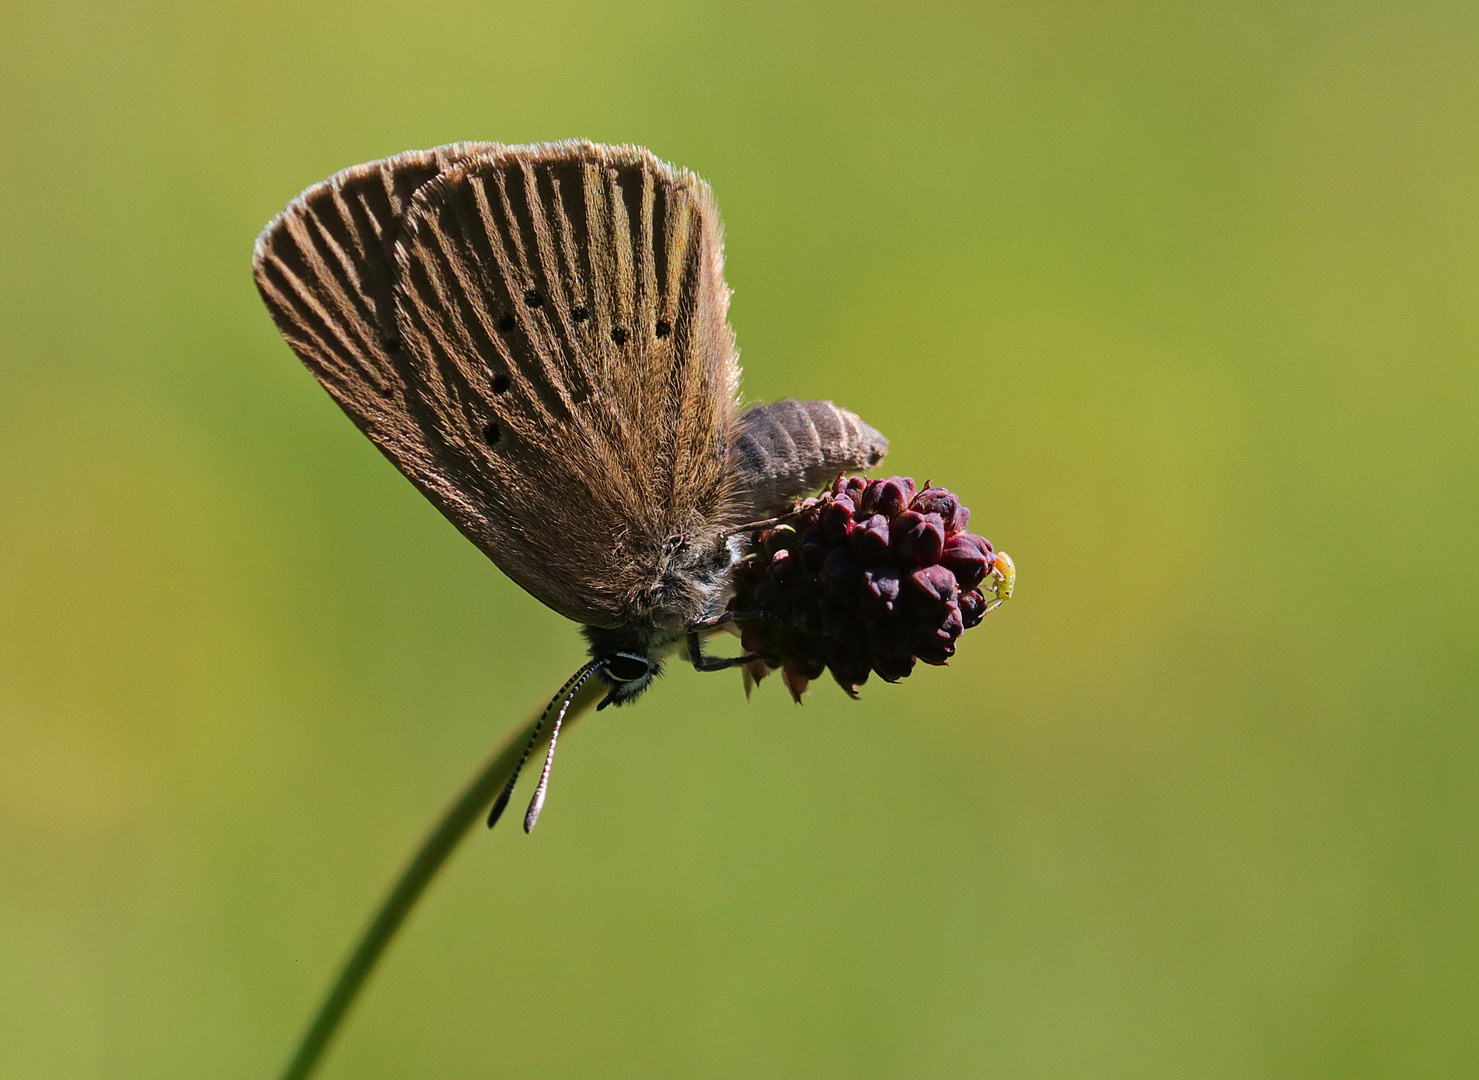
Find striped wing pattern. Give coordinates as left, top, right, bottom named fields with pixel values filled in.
left=253, top=142, right=740, bottom=628
left=731, top=399, right=889, bottom=518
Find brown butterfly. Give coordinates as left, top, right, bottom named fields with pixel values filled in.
left=252, top=142, right=887, bottom=828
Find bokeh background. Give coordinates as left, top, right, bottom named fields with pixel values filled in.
left=3, top=1, right=1477, bottom=1077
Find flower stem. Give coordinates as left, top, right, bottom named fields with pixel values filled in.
left=277, top=671, right=604, bottom=1080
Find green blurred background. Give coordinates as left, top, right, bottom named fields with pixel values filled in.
left=3, top=1, right=1477, bottom=1077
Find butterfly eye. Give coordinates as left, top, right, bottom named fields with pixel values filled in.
left=604, top=653, right=652, bottom=682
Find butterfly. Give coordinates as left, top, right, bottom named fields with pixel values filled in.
left=252, top=141, right=887, bottom=828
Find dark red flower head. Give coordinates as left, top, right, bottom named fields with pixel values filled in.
left=731, top=475, right=1013, bottom=701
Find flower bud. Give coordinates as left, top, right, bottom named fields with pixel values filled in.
left=889, top=511, right=945, bottom=566
left=913, top=624, right=959, bottom=665
left=870, top=477, right=915, bottom=518
left=847, top=513, right=891, bottom=564
left=940, top=532, right=992, bottom=590
left=938, top=603, right=964, bottom=640
left=791, top=592, right=823, bottom=634
left=871, top=653, right=916, bottom=681
left=741, top=624, right=770, bottom=656
left=762, top=524, right=797, bottom=556
left=907, top=564, right=959, bottom=613
left=819, top=595, right=859, bottom=636
left=820, top=546, right=861, bottom=598
left=867, top=618, right=916, bottom=682
left=819, top=496, right=855, bottom=540
left=913, top=487, right=969, bottom=533
left=799, top=526, right=830, bottom=572
left=768, top=546, right=800, bottom=588
left=857, top=564, right=903, bottom=617
left=959, top=589, right=987, bottom=629
left=824, top=637, right=872, bottom=692
left=783, top=631, right=827, bottom=678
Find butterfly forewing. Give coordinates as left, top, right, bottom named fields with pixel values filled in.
left=251, top=143, right=500, bottom=432
left=256, top=142, right=742, bottom=629
left=390, top=144, right=740, bottom=626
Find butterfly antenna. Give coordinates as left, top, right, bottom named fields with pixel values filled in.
left=487, top=660, right=601, bottom=829
left=523, top=662, right=604, bottom=833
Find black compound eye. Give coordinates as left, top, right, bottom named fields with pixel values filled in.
left=604, top=654, right=652, bottom=682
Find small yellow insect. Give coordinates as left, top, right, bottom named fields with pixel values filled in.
left=985, top=550, right=1015, bottom=612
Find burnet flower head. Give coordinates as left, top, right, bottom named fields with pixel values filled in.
left=732, top=475, right=1015, bottom=701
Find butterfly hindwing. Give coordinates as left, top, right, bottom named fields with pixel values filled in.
left=731, top=399, right=889, bottom=519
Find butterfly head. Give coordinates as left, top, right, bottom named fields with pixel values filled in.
left=593, top=650, right=662, bottom=709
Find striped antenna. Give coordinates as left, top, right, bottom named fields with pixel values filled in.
left=523, top=662, right=605, bottom=832
left=487, top=659, right=602, bottom=829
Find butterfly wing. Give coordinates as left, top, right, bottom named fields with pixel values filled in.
left=731, top=399, right=889, bottom=518
left=252, top=142, right=499, bottom=448
left=254, top=142, right=739, bottom=628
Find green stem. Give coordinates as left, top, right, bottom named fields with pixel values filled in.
left=277, top=672, right=603, bottom=1080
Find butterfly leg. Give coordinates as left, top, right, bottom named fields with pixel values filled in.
left=686, top=626, right=771, bottom=673
left=687, top=610, right=779, bottom=633
left=719, top=511, right=800, bottom=538
left=690, top=646, right=767, bottom=672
